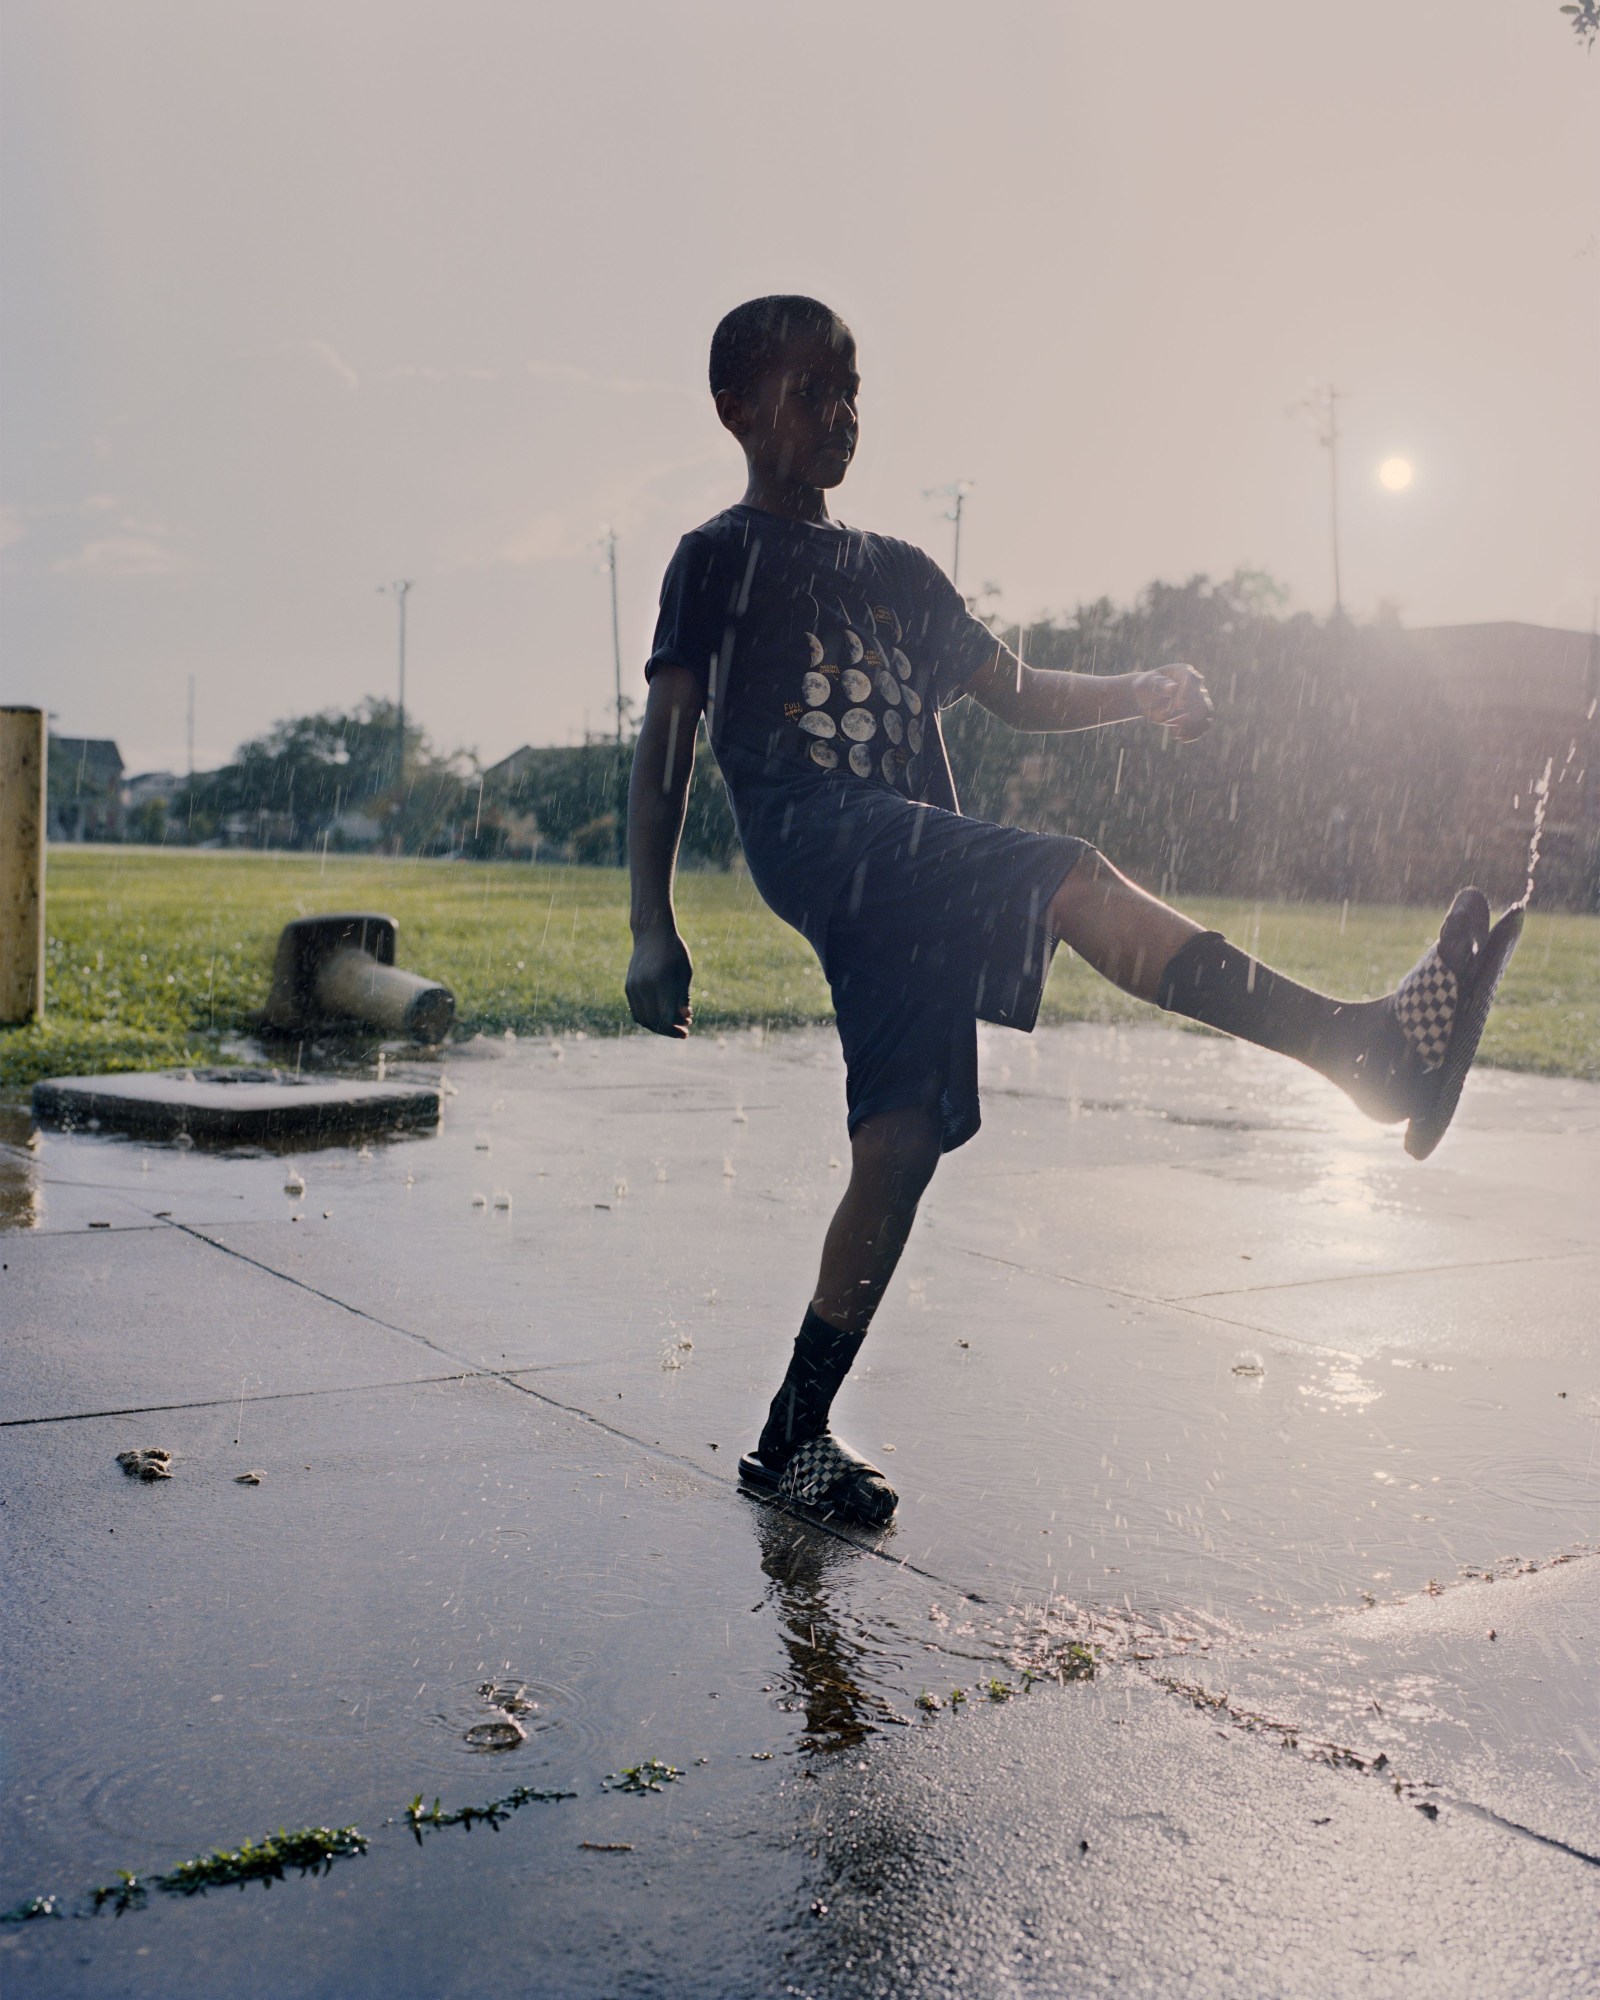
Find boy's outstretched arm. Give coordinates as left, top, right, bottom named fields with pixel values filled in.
left=625, top=665, right=705, bottom=1039
left=965, top=647, right=1213, bottom=742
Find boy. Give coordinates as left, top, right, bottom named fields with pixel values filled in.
left=625, top=296, right=1521, bottom=1529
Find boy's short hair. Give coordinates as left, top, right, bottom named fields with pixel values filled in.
left=709, top=296, right=852, bottom=400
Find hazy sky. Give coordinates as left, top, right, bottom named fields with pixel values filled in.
left=3, top=1, right=1596, bottom=776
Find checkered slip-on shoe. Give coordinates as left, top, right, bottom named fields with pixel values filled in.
left=738, top=1434, right=898, bottom=1527
left=1400, top=898, right=1523, bottom=1161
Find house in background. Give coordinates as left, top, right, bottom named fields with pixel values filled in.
left=46, top=736, right=125, bottom=841
left=1413, top=622, right=1600, bottom=909
left=123, top=770, right=182, bottom=843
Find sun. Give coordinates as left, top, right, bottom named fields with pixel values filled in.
left=1378, top=456, right=1414, bottom=492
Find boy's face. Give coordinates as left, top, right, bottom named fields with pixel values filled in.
left=718, top=330, right=860, bottom=490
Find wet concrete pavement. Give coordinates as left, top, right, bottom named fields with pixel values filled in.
left=2, top=1023, right=1596, bottom=1996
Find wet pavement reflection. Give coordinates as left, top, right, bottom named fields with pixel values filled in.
left=2, top=1024, right=1596, bottom=1995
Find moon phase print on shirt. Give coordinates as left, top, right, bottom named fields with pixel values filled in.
left=841, top=667, right=872, bottom=703
left=791, top=609, right=929, bottom=793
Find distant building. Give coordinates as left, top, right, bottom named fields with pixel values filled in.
left=326, top=808, right=385, bottom=850
left=1412, top=622, right=1600, bottom=908
left=123, top=770, right=181, bottom=809
left=46, top=737, right=124, bottom=841
left=482, top=744, right=542, bottom=805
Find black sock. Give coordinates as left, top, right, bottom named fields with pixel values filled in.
left=757, top=1306, right=866, bottom=1470
left=1155, top=931, right=1405, bottom=1111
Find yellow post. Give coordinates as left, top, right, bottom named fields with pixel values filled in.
left=0, top=706, right=47, bottom=1024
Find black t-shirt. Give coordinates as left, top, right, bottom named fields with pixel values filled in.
left=646, top=506, right=1000, bottom=946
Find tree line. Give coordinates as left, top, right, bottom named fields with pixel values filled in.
left=164, top=577, right=1593, bottom=909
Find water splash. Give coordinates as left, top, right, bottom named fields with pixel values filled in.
left=1519, top=755, right=1553, bottom=908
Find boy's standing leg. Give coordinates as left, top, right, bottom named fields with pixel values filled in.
left=744, top=1105, right=942, bottom=1525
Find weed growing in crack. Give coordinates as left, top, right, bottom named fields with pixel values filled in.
left=402, top=1785, right=575, bottom=1842
left=154, top=1826, right=368, bottom=1896
left=603, top=1759, right=682, bottom=1793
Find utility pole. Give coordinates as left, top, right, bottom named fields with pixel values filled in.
left=378, top=581, right=412, bottom=788
left=924, top=481, right=974, bottom=592
left=1289, top=383, right=1345, bottom=617
left=596, top=528, right=625, bottom=863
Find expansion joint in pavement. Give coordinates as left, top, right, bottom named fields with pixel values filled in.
left=156, top=1217, right=993, bottom=1606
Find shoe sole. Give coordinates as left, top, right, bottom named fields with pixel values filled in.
left=1405, top=905, right=1523, bottom=1161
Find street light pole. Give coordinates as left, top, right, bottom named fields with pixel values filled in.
left=378, top=580, right=413, bottom=787
left=1289, top=385, right=1344, bottom=617
left=924, top=480, right=974, bottom=593
left=597, top=528, right=625, bottom=862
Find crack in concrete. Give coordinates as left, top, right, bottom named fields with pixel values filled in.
left=0, top=1372, right=494, bottom=1429
left=1176, top=1249, right=1593, bottom=1302
left=150, top=1216, right=992, bottom=1603
left=1145, top=1667, right=1600, bottom=1870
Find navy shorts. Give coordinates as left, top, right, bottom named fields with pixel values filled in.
left=820, top=802, right=1089, bottom=1153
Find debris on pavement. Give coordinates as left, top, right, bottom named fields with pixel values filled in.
left=116, top=1448, right=173, bottom=1481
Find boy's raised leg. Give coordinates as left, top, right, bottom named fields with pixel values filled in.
left=741, top=1104, right=942, bottom=1526
left=1048, top=853, right=1520, bottom=1158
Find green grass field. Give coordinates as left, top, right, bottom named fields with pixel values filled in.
left=3, top=847, right=1595, bottom=1091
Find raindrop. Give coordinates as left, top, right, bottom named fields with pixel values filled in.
left=284, top=1171, right=306, bottom=1198
left=493, top=1190, right=512, bottom=1211
left=464, top=1717, right=526, bottom=1751
left=471, top=1192, right=488, bottom=1208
